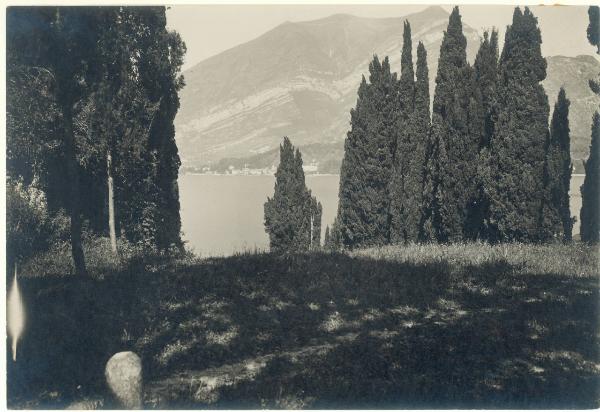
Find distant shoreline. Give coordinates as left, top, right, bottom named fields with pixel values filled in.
left=182, top=173, right=583, bottom=178
left=182, top=172, right=341, bottom=177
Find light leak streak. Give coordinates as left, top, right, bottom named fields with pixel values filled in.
left=8, top=265, right=25, bottom=362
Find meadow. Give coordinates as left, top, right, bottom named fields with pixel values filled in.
left=7, top=240, right=600, bottom=409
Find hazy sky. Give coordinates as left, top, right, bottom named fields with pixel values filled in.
left=166, top=4, right=597, bottom=71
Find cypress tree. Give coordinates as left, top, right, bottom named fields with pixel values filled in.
left=310, top=197, right=323, bottom=250
left=393, top=41, right=431, bottom=243
left=472, top=30, right=499, bottom=239
left=397, top=21, right=415, bottom=124
left=390, top=21, right=416, bottom=243
left=265, top=137, right=319, bottom=253
left=424, top=7, right=479, bottom=242
left=541, top=88, right=573, bottom=241
left=588, top=6, right=600, bottom=54
left=337, top=56, right=396, bottom=248
left=330, top=216, right=343, bottom=251
left=323, top=225, right=331, bottom=250
left=587, top=7, right=600, bottom=99
left=474, top=30, right=499, bottom=148
left=581, top=6, right=600, bottom=244
left=139, top=7, right=186, bottom=251
left=411, top=42, right=431, bottom=242
left=422, top=120, right=445, bottom=241
left=486, top=7, right=550, bottom=242
left=580, top=112, right=600, bottom=243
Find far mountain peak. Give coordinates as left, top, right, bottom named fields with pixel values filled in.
left=175, top=6, right=598, bottom=168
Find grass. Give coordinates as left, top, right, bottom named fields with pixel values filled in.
left=7, top=241, right=600, bottom=409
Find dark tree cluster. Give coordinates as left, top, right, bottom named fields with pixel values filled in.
left=337, top=57, right=397, bottom=248
left=6, top=7, right=186, bottom=273
left=336, top=6, right=576, bottom=248
left=579, top=6, right=600, bottom=243
left=264, top=137, right=322, bottom=253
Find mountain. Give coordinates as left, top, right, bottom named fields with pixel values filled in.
left=544, top=55, right=600, bottom=169
left=175, top=6, right=600, bottom=171
left=175, top=6, right=480, bottom=164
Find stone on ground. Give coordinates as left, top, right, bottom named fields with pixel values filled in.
left=105, top=351, right=143, bottom=409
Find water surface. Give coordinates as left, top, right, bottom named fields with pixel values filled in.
left=179, top=174, right=339, bottom=256
left=180, top=174, right=585, bottom=256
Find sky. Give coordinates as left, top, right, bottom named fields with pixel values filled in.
left=166, top=4, right=597, bottom=71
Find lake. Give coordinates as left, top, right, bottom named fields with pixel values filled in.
left=179, top=174, right=586, bottom=256
left=179, top=174, right=340, bottom=256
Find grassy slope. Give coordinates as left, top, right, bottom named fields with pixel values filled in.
left=8, top=242, right=600, bottom=409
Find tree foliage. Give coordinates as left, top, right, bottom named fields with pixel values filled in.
left=472, top=30, right=499, bottom=239
left=588, top=6, right=599, bottom=54
left=542, top=88, right=573, bottom=241
left=332, top=6, right=581, bottom=247
left=424, top=7, right=480, bottom=242
left=485, top=7, right=549, bottom=242
left=6, top=6, right=186, bottom=271
left=264, top=137, right=321, bottom=253
left=337, top=56, right=397, bottom=248
left=390, top=38, right=431, bottom=243
left=390, top=22, right=415, bottom=243
left=580, top=113, right=600, bottom=243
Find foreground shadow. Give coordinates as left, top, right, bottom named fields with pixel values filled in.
left=7, top=250, right=600, bottom=409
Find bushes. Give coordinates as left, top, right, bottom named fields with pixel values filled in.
left=6, top=178, right=56, bottom=266
left=7, top=175, right=190, bottom=277
left=19, top=234, right=195, bottom=278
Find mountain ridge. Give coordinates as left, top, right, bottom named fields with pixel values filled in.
left=175, top=7, right=600, bottom=169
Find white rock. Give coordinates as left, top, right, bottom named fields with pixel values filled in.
left=105, top=351, right=143, bottom=409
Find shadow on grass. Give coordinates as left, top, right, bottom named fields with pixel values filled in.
left=7, top=251, right=600, bottom=409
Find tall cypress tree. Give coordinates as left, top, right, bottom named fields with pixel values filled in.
left=588, top=6, right=600, bottom=54
left=390, top=21, right=416, bottom=243
left=393, top=41, right=431, bottom=243
left=310, top=197, right=323, bottom=250
left=541, top=88, right=573, bottom=241
left=580, top=113, right=600, bottom=243
left=139, top=7, right=186, bottom=251
left=412, top=42, right=431, bottom=242
left=323, top=225, right=331, bottom=251
left=474, top=30, right=499, bottom=148
left=422, top=120, right=441, bottom=241
left=581, top=6, right=600, bottom=244
left=472, top=30, right=499, bottom=239
left=486, top=7, right=549, bottom=242
left=337, top=56, right=396, bottom=248
left=265, top=137, right=319, bottom=253
left=588, top=7, right=600, bottom=99
left=423, top=7, right=479, bottom=242
left=330, top=216, right=343, bottom=251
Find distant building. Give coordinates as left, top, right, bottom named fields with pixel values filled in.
left=303, top=161, right=318, bottom=173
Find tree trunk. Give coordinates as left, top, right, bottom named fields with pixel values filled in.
left=107, top=149, right=117, bottom=255
left=62, top=102, right=88, bottom=276
left=310, top=214, right=314, bottom=251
